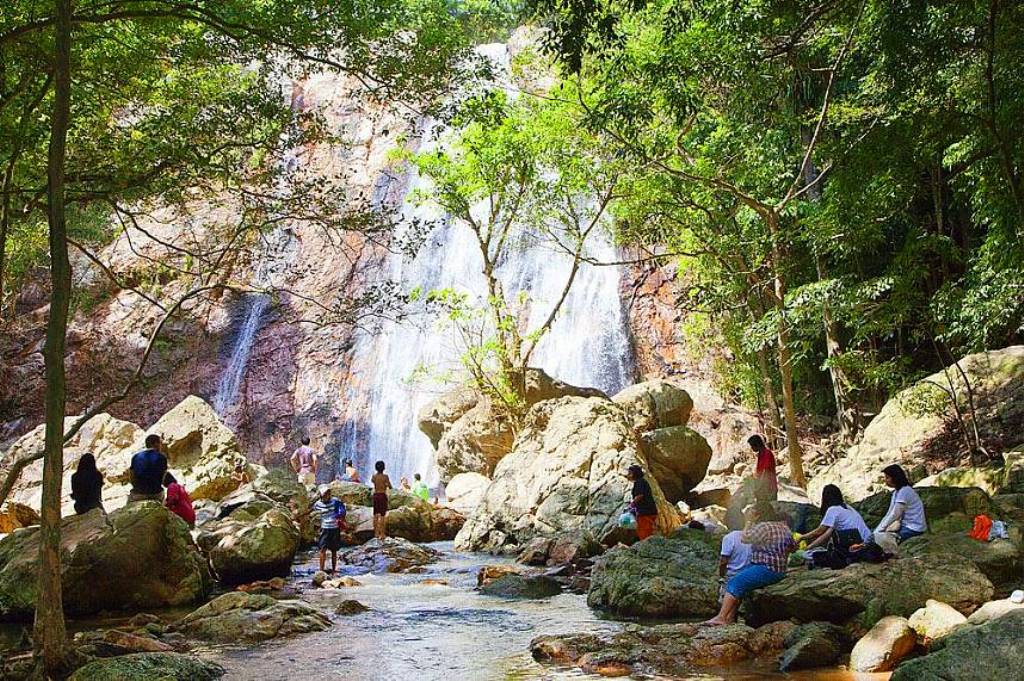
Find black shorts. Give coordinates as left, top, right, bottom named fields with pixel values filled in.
left=372, top=492, right=388, bottom=516
left=318, top=527, right=342, bottom=551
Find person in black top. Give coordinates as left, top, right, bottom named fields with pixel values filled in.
left=128, top=434, right=169, bottom=503
left=627, top=464, right=659, bottom=540
left=70, top=453, right=104, bottom=514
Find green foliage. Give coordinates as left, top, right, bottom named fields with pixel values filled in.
left=408, top=84, right=623, bottom=418
left=0, top=0, right=474, bottom=313
left=528, top=0, right=1024, bottom=426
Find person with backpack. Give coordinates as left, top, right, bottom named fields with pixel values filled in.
left=313, top=485, right=347, bottom=572
left=797, top=484, right=872, bottom=568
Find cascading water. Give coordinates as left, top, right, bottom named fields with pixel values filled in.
left=213, top=149, right=299, bottom=416
left=336, top=43, right=636, bottom=486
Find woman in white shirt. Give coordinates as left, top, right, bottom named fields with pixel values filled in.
left=875, top=464, right=927, bottom=542
left=799, top=484, right=872, bottom=552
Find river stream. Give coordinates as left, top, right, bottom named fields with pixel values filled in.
left=199, top=544, right=889, bottom=681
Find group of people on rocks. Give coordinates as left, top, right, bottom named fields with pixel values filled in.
left=304, top=458, right=397, bottom=573
left=627, top=433, right=930, bottom=627
left=70, top=433, right=206, bottom=527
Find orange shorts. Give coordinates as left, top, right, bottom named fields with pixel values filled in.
left=636, top=514, right=657, bottom=540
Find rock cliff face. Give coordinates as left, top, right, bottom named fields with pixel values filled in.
left=0, top=35, right=734, bottom=489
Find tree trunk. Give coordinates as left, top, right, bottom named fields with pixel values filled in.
left=765, top=211, right=806, bottom=487
left=34, top=0, right=73, bottom=675
left=814, top=255, right=860, bottom=444
left=755, top=344, right=785, bottom=447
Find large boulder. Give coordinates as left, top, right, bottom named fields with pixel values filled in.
left=587, top=532, right=719, bottom=618
left=640, top=426, right=713, bottom=503
left=901, top=531, right=1023, bottom=587
left=745, top=553, right=993, bottom=631
left=848, top=615, right=918, bottom=673
left=777, top=622, right=845, bottom=672
left=219, top=469, right=313, bottom=544
left=68, top=653, right=224, bottom=681
left=0, top=503, right=210, bottom=619
left=3, top=413, right=142, bottom=516
left=908, top=599, right=968, bottom=642
left=144, top=395, right=258, bottom=501
left=175, top=592, right=330, bottom=642
left=2, top=398, right=260, bottom=516
left=433, top=400, right=515, bottom=480
left=417, top=386, right=478, bottom=449
left=195, top=507, right=300, bottom=585
left=421, top=369, right=606, bottom=481
left=967, top=597, right=1024, bottom=625
left=454, top=397, right=682, bottom=553
left=385, top=502, right=465, bottom=543
left=810, top=346, right=1024, bottom=502
left=531, top=621, right=795, bottom=678
left=340, top=537, right=440, bottom=573
left=891, top=610, right=1024, bottom=681
left=612, top=380, right=693, bottom=431
left=444, top=472, right=490, bottom=516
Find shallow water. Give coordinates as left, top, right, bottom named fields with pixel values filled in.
left=0, top=542, right=890, bottom=681
left=203, top=544, right=891, bottom=681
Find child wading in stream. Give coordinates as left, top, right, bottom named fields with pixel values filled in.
left=371, top=460, right=392, bottom=540
left=313, top=485, right=346, bottom=573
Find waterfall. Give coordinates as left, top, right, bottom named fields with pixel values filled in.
left=213, top=149, right=299, bottom=416
left=336, top=43, right=636, bottom=486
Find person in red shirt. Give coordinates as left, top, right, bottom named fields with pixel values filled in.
left=163, top=472, right=196, bottom=527
left=749, top=435, right=778, bottom=501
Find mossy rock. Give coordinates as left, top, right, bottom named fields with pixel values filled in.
left=69, top=652, right=224, bottom=680
left=587, top=534, right=719, bottom=618
left=891, top=610, right=1024, bottom=680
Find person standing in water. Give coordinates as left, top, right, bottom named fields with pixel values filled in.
left=290, top=436, right=317, bottom=487
left=313, top=485, right=346, bottom=573
left=371, top=460, right=392, bottom=541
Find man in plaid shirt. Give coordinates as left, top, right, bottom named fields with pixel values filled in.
left=704, top=501, right=796, bottom=626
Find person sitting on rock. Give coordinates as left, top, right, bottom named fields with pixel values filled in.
left=703, top=500, right=795, bottom=626
left=290, top=436, right=317, bottom=487
left=340, top=458, right=361, bottom=483
left=163, top=472, right=196, bottom=527
left=797, top=484, right=872, bottom=567
left=71, top=453, right=104, bottom=515
left=717, top=518, right=752, bottom=602
left=749, top=435, right=778, bottom=501
left=230, top=461, right=251, bottom=488
left=313, top=485, right=346, bottom=573
left=128, top=434, right=168, bottom=503
left=626, top=465, right=658, bottom=540
left=400, top=476, right=412, bottom=492
left=875, top=464, right=927, bottom=543
left=412, top=473, right=430, bottom=502
left=371, top=460, right=392, bottom=541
